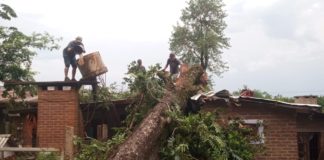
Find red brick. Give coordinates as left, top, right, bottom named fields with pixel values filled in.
left=203, top=104, right=299, bottom=160
left=37, top=87, right=83, bottom=149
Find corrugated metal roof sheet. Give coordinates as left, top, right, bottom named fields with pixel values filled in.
left=195, top=90, right=322, bottom=113
left=0, top=134, right=10, bottom=148
left=237, top=96, right=322, bottom=113
left=238, top=96, right=321, bottom=107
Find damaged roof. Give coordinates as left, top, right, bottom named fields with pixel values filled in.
left=192, top=90, right=322, bottom=114
left=0, top=89, right=38, bottom=105
left=237, top=96, right=322, bottom=113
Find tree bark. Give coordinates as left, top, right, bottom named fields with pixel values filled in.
left=109, top=65, right=204, bottom=160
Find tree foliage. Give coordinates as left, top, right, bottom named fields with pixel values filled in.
left=318, top=96, right=324, bottom=106
left=75, top=62, right=166, bottom=159
left=160, top=108, right=259, bottom=160
left=123, top=61, right=164, bottom=98
left=0, top=4, right=17, bottom=20
left=0, top=3, right=60, bottom=97
left=76, top=63, right=260, bottom=159
left=36, top=152, right=59, bottom=160
left=74, top=133, right=126, bottom=160
left=79, top=82, right=131, bottom=104
left=122, top=61, right=165, bottom=130
left=273, top=94, right=294, bottom=103
left=170, top=0, right=230, bottom=76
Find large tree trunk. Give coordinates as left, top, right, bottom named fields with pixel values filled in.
left=109, top=65, right=204, bottom=160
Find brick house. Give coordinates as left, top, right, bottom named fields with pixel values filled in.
left=0, top=81, right=129, bottom=158
left=2, top=82, right=324, bottom=159
left=202, top=95, right=324, bottom=160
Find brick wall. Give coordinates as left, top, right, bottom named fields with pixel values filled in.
left=294, top=96, right=317, bottom=105
left=204, top=103, right=299, bottom=160
left=37, top=86, right=82, bottom=150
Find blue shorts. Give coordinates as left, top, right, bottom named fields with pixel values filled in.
left=63, top=53, right=77, bottom=68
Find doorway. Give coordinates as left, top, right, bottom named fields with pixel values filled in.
left=298, top=132, right=320, bottom=160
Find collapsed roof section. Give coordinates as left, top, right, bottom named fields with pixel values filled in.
left=191, top=90, right=322, bottom=114
left=237, top=96, right=321, bottom=113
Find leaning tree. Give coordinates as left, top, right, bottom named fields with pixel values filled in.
left=109, top=65, right=206, bottom=159
left=108, top=0, right=232, bottom=159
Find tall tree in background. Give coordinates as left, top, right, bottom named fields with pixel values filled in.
left=0, top=4, right=60, bottom=97
left=170, top=0, right=230, bottom=76
left=0, top=4, right=60, bottom=82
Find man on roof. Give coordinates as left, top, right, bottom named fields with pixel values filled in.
left=63, top=36, right=85, bottom=81
left=162, top=53, right=181, bottom=81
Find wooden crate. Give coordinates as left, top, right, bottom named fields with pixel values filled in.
left=77, top=51, right=108, bottom=79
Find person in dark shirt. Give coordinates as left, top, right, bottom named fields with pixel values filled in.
left=162, top=53, right=181, bottom=81
left=63, top=36, right=85, bottom=81
left=136, top=59, right=146, bottom=73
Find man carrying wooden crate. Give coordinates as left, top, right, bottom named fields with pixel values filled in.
left=63, top=36, right=85, bottom=81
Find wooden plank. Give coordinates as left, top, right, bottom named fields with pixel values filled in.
left=0, top=135, right=10, bottom=148
left=0, top=134, right=11, bottom=138
left=3, top=80, right=97, bottom=87
left=65, top=126, right=74, bottom=159
left=0, top=139, right=6, bottom=147
left=0, top=147, right=59, bottom=152
left=102, top=124, right=108, bottom=140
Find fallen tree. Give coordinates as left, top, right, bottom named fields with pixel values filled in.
left=75, top=63, right=259, bottom=160
left=109, top=65, right=205, bottom=160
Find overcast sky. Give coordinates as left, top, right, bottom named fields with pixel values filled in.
left=2, top=0, right=324, bottom=97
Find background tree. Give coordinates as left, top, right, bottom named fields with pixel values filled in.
left=0, top=4, right=60, bottom=97
left=169, top=0, right=230, bottom=76
left=318, top=96, right=324, bottom=107
left=273, top=94, right=294, bottom=103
